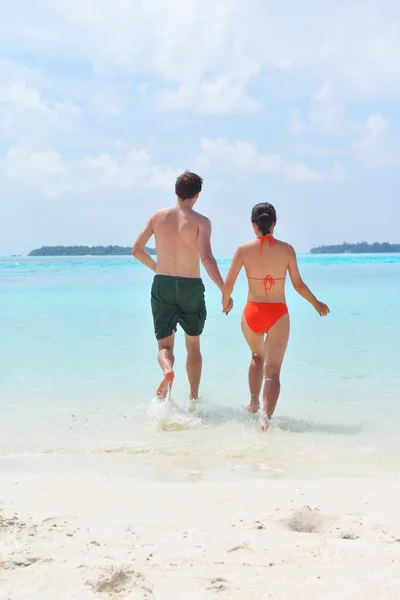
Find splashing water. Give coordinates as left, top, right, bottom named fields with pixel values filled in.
left=147, top=396, right=202, bottom=431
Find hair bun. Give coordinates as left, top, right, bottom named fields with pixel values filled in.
left=251, top=202, right=277, bottom=236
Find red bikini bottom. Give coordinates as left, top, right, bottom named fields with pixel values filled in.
left=244, top=302, right=288, bottom=334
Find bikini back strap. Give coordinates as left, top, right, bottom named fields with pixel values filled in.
left=247, top=273, right=285, bottom=298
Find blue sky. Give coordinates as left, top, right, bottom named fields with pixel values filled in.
left=1, top=0, right=400, bottom=255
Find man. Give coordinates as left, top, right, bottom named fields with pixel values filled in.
left=133, top=171, right=233, bottom=401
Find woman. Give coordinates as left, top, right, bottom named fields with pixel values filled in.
left=222, top=202, right=329, bottom=429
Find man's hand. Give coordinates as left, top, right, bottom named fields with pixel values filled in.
left=314, top=300, right=330, bottom=317
left=222, top=296, right=234, bottom=315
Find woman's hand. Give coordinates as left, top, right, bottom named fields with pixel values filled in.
left=314, top=300, right=330, bottom=316
left=222, top=296, right=234, bottom=315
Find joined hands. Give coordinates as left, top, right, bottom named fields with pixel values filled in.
left=222, top=297, right=234, bottom=315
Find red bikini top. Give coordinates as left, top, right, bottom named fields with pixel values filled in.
left=247, top=235, right=285, bottom=297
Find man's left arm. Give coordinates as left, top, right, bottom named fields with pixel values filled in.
left=222, top=247, right=243, bottom=314
left=132, top=217, right=157, bottom=272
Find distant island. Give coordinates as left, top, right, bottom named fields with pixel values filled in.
left=310, top=242, right=400, bottom=254
left=29, top=245, right=156, bottom=256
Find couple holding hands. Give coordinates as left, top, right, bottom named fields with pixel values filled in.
left=133, top=171, right=329, bottom=429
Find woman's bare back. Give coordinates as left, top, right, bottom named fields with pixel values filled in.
left=239, top=237, right=291, bottom=303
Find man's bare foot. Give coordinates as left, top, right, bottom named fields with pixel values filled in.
left=190, top=391, right=199, bottom=401
left=245, top=401, right=260, bottom=414
left=156, top=371, right=175, bottom=401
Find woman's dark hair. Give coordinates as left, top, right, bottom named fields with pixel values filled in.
left=251, top=202, right=277, bottom=235
left=175, top=170, right=203, bottom=200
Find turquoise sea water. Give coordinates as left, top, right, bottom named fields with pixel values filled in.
left=1, top=255, right=400, bottom=478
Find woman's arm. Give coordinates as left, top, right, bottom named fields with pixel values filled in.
left=288, top=246, right=329, bottom=316
left=222, top=247, right=244, bottom=313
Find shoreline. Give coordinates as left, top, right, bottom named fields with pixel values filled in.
left=1, top=470, right=399, bottom=599
left=1, top=453, right=399, bottom=483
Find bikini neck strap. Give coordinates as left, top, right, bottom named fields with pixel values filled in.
left=258, top=235, right=275, bottom=256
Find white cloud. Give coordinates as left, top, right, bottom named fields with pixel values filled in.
left=2, top=82, right=47, bottom=113
left=284, top=162, right=324, bottom=183
left=14, top=0, right=258, bottom=115
left=309, top=83, right=344, bottom=133
left=2, top=146, right=69, bottom=198
left=157, top=77, right=260, bottom=115
left=198, top=137, right=345, bottom=183
left=350, top=113, right=400, bottom=167
left=0, top=79, right=80, bottom=144
left=353, top=114, right=388, bottom=156
left=290, top=83, right=344, bottom=134
left=0, top=0, right=396, bottom=211
left=4, top=1, right=400, bottom=115
left=82, top=150, right=179, bottom=190
left=198, top=138, right=282, bottom=173
left=1, top=145, right=179, bottom=197
left=4, top=146, right=66, bottom=179
left=2, top=137, right=340, bottom=202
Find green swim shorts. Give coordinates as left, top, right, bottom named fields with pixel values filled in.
left=151, top=275, right=207, bottom=340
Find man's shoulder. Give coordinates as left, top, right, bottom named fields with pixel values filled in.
left=153, top=207, right=170, bottom=216
left=192, top=210, right=211, bottom=226
left=151, top=207, right=172, bottom=221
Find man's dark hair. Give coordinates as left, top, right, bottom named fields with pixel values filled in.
left=251, top=202, right=277, bottom=235
left=175, top=171, right=203, bottom=201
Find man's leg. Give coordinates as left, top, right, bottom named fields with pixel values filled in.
left=241, top=313, right=265, bottom=413
left=185, top=334, right=202, bottom=400
left=262, top=314, right=290, bottom=422
left=177, top=277, right=206, bottom=400
left=156, top=332, right=175, bottom=400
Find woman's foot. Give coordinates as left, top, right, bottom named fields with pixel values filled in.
left=259, top=413, right=271, bottom=431
left=156, top=371, right=175, bottom=401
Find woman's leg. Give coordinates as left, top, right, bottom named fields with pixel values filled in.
left=262, top=314, right=290, bottom=421
left=241, top=312, right=265, bottom=413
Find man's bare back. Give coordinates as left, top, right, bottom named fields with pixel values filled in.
left=132, top=171, right=232, bottom=401
left=152, top=205, right=209, bottom=278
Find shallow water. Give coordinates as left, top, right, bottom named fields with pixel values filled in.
left=1, top=255, right=400, bottom=477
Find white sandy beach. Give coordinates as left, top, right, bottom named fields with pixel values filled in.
left=1, top=471, right=399, bottom=600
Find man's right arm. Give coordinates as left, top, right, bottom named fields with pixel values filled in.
left=198, top=217, right=224, bottom=291
left=132, top=217, right=157, bottom=272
